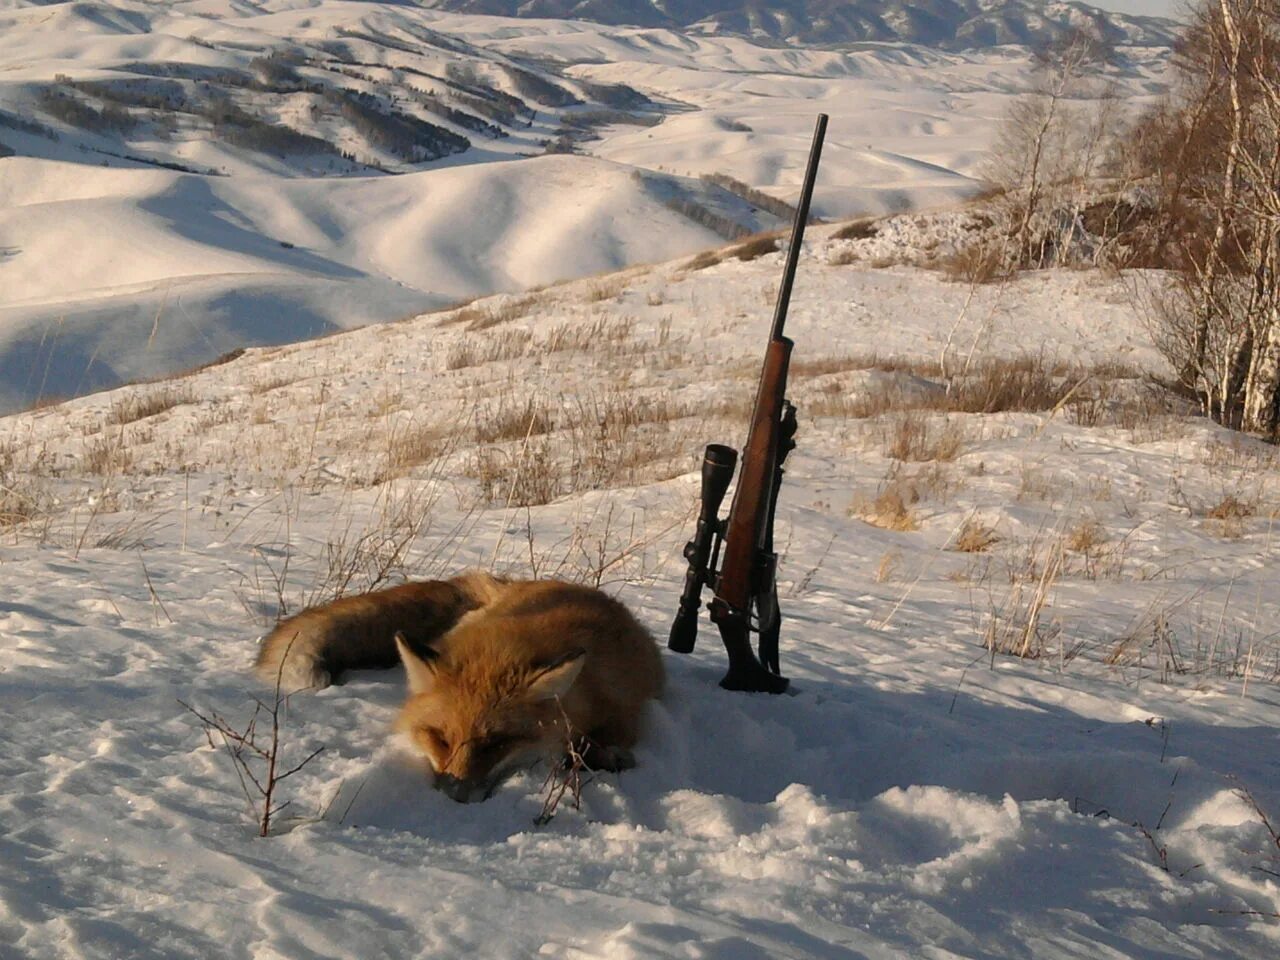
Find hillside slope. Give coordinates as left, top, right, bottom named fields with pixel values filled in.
left=0, top=151, right=774, bottom=412
left=0, top=230, right=1276, bottom=959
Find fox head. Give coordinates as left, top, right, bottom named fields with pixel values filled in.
left=394, top=631, right=585, bottom=803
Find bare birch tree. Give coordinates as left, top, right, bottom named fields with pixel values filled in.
left=1137, top=0, right=1280, bottom=433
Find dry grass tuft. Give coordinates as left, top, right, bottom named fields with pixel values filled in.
left=1065, top=518, right=1106, bottom=553
left=982, top=540, right=1063, bottom=659
left=583, top=277, right=627, bottom=303
left=727, top=233, right=780, bottom=262
left=83, top=431, right=133, bottom=476
left=832, top=218, right=879, bottom=241
left=444, top=295, right=540, bottom=331
left=386, top=422, right=448, bottom=472
left=475, top=397, right=554, bottom=445
left=853, top=480, right=920, bottom=532
left=683, top=232, right=782, bottom=272
left=542, top=316, right=635, bottom=354
left=107, top=385, right=194, bottom=425
left=446, top=329, right=532, bottom=370
left=952, top=517, right=1000, bottom=553
left=939, top=241, right=1011, bottom=284
left=1206, top=493, right=1255, bottom=521
left=885, top=412, right=965, bottom=462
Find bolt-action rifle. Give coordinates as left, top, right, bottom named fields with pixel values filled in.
left=668, top=113, right=827, bottom=693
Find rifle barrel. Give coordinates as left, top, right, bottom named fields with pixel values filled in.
left=769, top=113, right=828, bottom=342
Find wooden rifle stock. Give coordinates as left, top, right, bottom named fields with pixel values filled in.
left=713, top=339, right=791, bottom=614
left=667, top=113, right=826, bottom=694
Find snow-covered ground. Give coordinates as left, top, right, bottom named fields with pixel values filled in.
left=0, top=0, right=1170, bottom=412
left=2, top=224, right=1278, bottom=957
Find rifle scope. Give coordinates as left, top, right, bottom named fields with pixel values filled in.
left=668, top=444, right=738, bottom=653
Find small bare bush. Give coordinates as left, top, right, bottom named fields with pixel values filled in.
left=180, top=648, right=323, bottom=837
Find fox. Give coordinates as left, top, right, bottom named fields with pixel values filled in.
left=254, top=572, right=664, bottom=803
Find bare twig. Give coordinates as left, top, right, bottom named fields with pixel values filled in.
left=179, top=639, right=324, bottom=836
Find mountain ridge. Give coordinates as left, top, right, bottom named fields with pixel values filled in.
left=413, top=0, right=1179, bottom=50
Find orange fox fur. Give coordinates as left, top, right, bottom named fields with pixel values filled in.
left=254, top=572, right=663, bottom=802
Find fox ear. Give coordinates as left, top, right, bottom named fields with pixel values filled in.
left=396, top=631, right=441, bottom=694
left=526, top=647, right=586, bottom=701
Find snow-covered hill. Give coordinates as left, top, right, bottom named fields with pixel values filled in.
left=0, top=151, right=779, bottom=412
left=1, top=227, right=1277, bottom=958
left=0, top=1, right=1169, bottom=412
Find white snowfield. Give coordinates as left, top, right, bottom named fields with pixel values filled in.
left=0, top=151, right=773, bottom=411
left=0, top=0, right=1169, bottom=412
left=1, top=222, right=1278, bottom=958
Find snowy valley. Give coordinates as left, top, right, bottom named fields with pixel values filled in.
left=2, top=2, right=1279, bottom=959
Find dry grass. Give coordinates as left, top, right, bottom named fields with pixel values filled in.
left=727, top=233, right=780, bottom=262
left=583, top=277, right=627, bottom=303
left=1199, top=491, right=1260, bottom=539
left=885, top=412, right=965, bottom=462
left=682, top=232, right=782, bottom=272
left=1065, top=518, right=1107, bottom=553
left=952, top=517, right=1000, bottom=553
left=83, top=431, right=133, bottom=476
left=874, top=550, right=901, bottom=582
left=0, top=468, right=49, bottom=530
left=445, top=329, right=532, bottom=370
left=542, top=316, right=635, bottom=354
left=386, top=421, right=448, bottom=472
left=249, top=373, right=297, bottom=395
left=107, top=385, right=194, bottom=425
left=791, top=354, right=942, bottom=379
left=982, top=539, right=1064, bottom=659
left=939, top=241, right=1012, bottom=284
left=467, top=390, right=697, bottom=508
left=796, top=354, right=1152, bottom=427
left=1017, top=466, right=1058, bottom=503
left=475, top=397, right=554, bottom=445
left=1206, top=493, right=1256, bottom=521
left=443, top=294, right=540, bottom=331
left=852, top=480, right=920, bottom=532
left=831, top=218, right=879, bottom=241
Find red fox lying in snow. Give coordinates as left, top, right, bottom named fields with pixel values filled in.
left=254, top=572, right=664, bottom=803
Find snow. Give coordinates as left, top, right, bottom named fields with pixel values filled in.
left=2, top=3, right=1277, bottom=958
left=0, top=0, right=1169, bottom=411
left=2, top=227, right=1279, bottom=957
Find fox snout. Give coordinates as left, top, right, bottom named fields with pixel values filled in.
left=434, top=772, right=492, bottom=804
